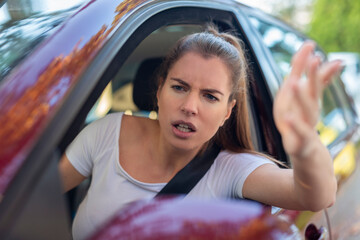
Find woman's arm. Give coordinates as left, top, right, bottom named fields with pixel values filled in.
left=58, top=154, right=87, bottom=193
left=243, top=41, right=341, bottom=211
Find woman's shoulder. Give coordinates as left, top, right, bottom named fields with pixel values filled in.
left=121, top=114, right=158, bottom=132
left=206, top=150, right=276, bottom=189
left=91, top=112, right=153, bottom=130
left=119, top=114, right=159, bottom=145
left=89, top=112, right=124, bottom=126
left=216, top=150, right=275, bottom=166
left=84, top=112, right=124, bottom=134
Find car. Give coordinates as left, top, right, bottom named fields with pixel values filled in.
left=0, top=0, right=359, bottom=239
left=328, top=52, right=360, bottom=115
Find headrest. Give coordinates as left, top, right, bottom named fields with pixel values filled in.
left=133, top=57, right=163, bottom=111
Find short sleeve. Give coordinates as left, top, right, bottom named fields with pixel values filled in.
left=232, top=153, right=276, bottom=198
left=192, top=151, right=277, bottom=200
left=65, top=123, right=97, bottom=177
left=65, top=113, right=123, bottom=177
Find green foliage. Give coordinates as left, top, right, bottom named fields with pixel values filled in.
left=307, top=0, right=360, bottom=53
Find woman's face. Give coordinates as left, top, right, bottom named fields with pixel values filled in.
left=157, top=52, right=236, bottom=152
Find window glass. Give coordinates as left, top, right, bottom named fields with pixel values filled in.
left=249, top=17, right=305, bottom=79
left=250, top=16, right=350, bottom=146
left=0, top=0, right=87, bottom=82
left=331, top=77, right=355, bottom=126
left=317, top=84, right=346, bottom=146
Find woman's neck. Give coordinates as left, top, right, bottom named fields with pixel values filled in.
left=154, top=128, right=201, bottom=174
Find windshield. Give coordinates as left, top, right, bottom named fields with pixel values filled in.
left=0, top=0, right=88, bottom=82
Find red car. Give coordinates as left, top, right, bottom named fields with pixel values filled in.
left=0, top=0, right=359, bottom=239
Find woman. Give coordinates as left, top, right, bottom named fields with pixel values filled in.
left=59, top=26, right=340, bottom=239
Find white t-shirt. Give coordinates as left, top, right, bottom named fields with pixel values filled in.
left=66, top=112, right=275, bottom=240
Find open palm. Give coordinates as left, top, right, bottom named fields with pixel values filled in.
left=273, top=41, right=342, bottom=158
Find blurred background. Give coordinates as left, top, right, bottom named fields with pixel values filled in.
left=241, top=0, right=360, bottom=114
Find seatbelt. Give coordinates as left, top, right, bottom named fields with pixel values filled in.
left=156, top=143, right=221, bottom=196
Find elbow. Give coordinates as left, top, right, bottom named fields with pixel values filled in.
left=307, top=196, right=336, bottom=212
left=326, top=181, right=337, bottom=208
left=307, top=205, right=323, bottom=213
left=327, top=196, right=336, bottom=208
left=326, top=177, right=338, bottom=209
left=306, top=181, right=337, bottom=212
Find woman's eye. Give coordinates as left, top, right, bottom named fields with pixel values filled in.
left=171, top=85, right=185, bottom=92
left=204, top=94, right=218, bottom=102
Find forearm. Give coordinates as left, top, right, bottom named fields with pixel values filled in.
left=290, top=138, right=337, bottom=211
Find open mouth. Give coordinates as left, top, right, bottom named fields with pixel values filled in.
left=174, top=123, right=195, bottom=133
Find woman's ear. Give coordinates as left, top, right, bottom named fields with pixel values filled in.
left=226, top=99, right=236, bottom=118
left=221, top=99, right=236, bottom=126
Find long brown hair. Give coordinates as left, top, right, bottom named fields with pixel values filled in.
left=156, top=25, right=254, bottom=154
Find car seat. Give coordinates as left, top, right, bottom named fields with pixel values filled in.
left=132, top=57, right=163, bottom=111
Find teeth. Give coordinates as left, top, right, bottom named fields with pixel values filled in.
left=177, top=124, right=191, bottom=132
left=177, top=126, right=191, bottom=132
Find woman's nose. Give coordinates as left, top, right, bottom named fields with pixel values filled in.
left=180, top=93, right=198, bottom=116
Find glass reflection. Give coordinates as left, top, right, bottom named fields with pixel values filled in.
left=250, top=17, right=305, bottom=79
left=0, top=0, right=87, bottom=82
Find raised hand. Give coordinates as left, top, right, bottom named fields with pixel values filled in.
left=273, top=41, right=343, bottom=159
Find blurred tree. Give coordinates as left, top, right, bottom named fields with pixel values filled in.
left=257, top=0, right=313, bottom=31
left=308, top=0, right=360, bottom=53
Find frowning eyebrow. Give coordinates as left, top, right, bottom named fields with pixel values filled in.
left=170, top=78, right=224, bottom=96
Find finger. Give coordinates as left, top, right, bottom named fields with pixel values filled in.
left=307, top=55, right=321, bottom=99
left=290, top=41, right=316, bottom=80
left=318, top=60, right=343, bottom=87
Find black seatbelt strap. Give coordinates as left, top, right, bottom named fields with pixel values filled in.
left=156, top=143, right=221, bottom=196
